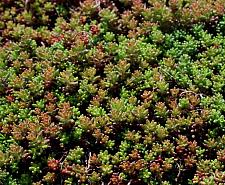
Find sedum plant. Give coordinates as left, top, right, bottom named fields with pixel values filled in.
left=1, top=0, right=225, bottom=184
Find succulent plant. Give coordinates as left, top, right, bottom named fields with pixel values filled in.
left=1, top=0, right=225, bottom=184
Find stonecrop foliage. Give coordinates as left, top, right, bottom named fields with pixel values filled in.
left=1, top=0, right=225, bottom=184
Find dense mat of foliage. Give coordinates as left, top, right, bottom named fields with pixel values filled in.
left=1, top=0, right=225, bottom=184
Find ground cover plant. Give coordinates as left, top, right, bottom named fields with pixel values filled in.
left=1, top=0, right=225, bottom=184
